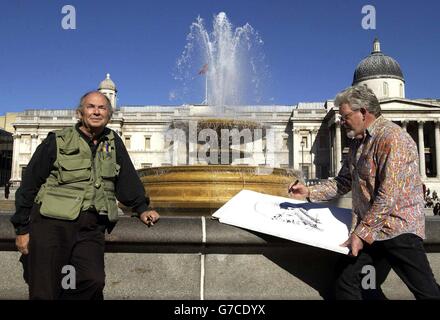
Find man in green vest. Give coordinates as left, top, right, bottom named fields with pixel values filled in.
left=10, top=91, right=160, bottom=300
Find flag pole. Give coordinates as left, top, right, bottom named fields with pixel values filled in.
left=198, top=64, right=208, bottom=105
left=205, top=73, right=208, bottom=105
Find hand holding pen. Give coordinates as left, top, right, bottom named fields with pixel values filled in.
left=287, top=179, right=310, bottom=200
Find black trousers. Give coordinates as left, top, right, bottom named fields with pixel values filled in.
left=334, top=233, right=440, bottom=300
left=22, top=205, right=107, bottom=300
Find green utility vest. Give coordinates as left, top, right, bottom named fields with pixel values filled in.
left=35, top=126, right=120, bottom=222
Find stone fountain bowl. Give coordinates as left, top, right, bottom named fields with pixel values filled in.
left=138, top=165, right=299, bottom=215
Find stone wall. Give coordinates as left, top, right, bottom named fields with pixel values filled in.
left=1, top=215, right=439, bottom=300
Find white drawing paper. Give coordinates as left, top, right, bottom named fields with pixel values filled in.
left=212, top=190, right=352, bottom=254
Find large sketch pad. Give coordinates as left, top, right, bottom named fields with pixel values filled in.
left=212, top=190, right=352, bottom=254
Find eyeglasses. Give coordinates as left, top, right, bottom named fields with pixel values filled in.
left=339, top=110, right=359, bottom=123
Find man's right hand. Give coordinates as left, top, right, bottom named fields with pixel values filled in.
left=16, top=234, right=29, bottom=255
left=288, top=181, right=310, bottom=200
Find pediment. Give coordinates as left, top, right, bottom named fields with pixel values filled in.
left=380, top=98, right=440, bottom=111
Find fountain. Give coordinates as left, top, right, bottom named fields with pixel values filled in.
left=138, top=12, right=299, bottom=215
left=173, top=11, right=267, bottom=108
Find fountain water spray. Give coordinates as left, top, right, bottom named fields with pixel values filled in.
left=175, top=12, right=267, bottom=110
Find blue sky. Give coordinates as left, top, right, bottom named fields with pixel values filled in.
left=0, top=0, right=439, bottom=115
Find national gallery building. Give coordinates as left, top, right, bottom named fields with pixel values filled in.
left=4, top=39, right=440, bottom=191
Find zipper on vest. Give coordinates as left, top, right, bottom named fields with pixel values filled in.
left=91, top=151, right=97, bottom=206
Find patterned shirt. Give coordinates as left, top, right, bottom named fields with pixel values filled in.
left=309, top=115, right=425, bottom=244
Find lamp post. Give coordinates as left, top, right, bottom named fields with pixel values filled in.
left=300, top=139, right=305, bottom=179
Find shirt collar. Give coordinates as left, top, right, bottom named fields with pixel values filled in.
left=365, top=115, right=385, bottom=137
left=75, top=122, right=109, bottom=143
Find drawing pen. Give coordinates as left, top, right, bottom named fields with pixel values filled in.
left=288, top=179, right=299, bottom=193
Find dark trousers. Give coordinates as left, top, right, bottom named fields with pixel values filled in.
left=23, top=205, right=107, bottom=300
left=334, top=233, right=440, bottom=300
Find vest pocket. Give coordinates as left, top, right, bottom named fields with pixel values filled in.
left=105, top=194, right=119, bottom=222
left=60, top=147, right=80, bottom=155
left=39, top=187, right=84, bottom=220
left=101, top=162, right=120, bottom=178
left=58, top=159, right=92, bottom=183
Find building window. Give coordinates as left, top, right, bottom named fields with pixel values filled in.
left=19, top=135, right=31, bottom=154
left=400, top=83, right=404, bottom=97
left=141, top=163, right=152, bottom=168
left=301, top=165, right=309, bottom=180
left=20, top=166, right=27, bottom=181
left=282, top=137, right=288, bottom=150
left=124, top=136, right=131, bottom=149
left=145, top=136, right=151, bottom=150
left=301, top=136, right=308, bottom=149
left=383, top=82, right=389, bottom=97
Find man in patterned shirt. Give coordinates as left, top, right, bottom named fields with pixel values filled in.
left=289, top=85, right=440, bottom=300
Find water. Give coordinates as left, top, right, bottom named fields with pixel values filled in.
left=174, top=12, right=268, bottom=110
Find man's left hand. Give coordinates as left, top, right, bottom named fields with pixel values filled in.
left=340, top=233, right=364, bottom=257
left=139, top=210, right=160, bottom=227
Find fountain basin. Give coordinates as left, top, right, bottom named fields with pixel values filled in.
left=138, top=165, right=298, bottom=215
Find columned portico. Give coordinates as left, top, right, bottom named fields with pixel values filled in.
left=402, top=120, right=408, bottom=132
left=418, top=121, right=426, bottom=179
left=435, top=121, right=440, bottom=178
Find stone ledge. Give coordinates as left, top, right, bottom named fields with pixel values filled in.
left=1, top=214, right=440, bottom=253
left=1, top=214, right=440, bottom=300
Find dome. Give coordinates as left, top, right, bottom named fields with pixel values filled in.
left=98, top=73, right=117, bottom=91
left=353, top=39, right=404, bottom=84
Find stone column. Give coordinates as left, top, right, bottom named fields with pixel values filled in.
left=418, top=121, right=426, bottom=178
left=10, top=133, right=21, bottom=186
left=435, top=121, right=440, bottom=178
left=291, top=125, right=295, bottom=169
left=31, top=134, right=38, bottom=155
left=329, top=129, right=334, bottom=176
left=401, top=120, right=408, bottom=132
left=335, top=119, right=342, bottom=174
left=310, top=129, right=317, bottom=179
left=292, top=129, right=302, bottom=171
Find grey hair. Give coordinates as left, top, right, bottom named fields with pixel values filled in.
left=334, top=85, right=381, bottom=117
left=76, top=91, right=113, bottom=119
